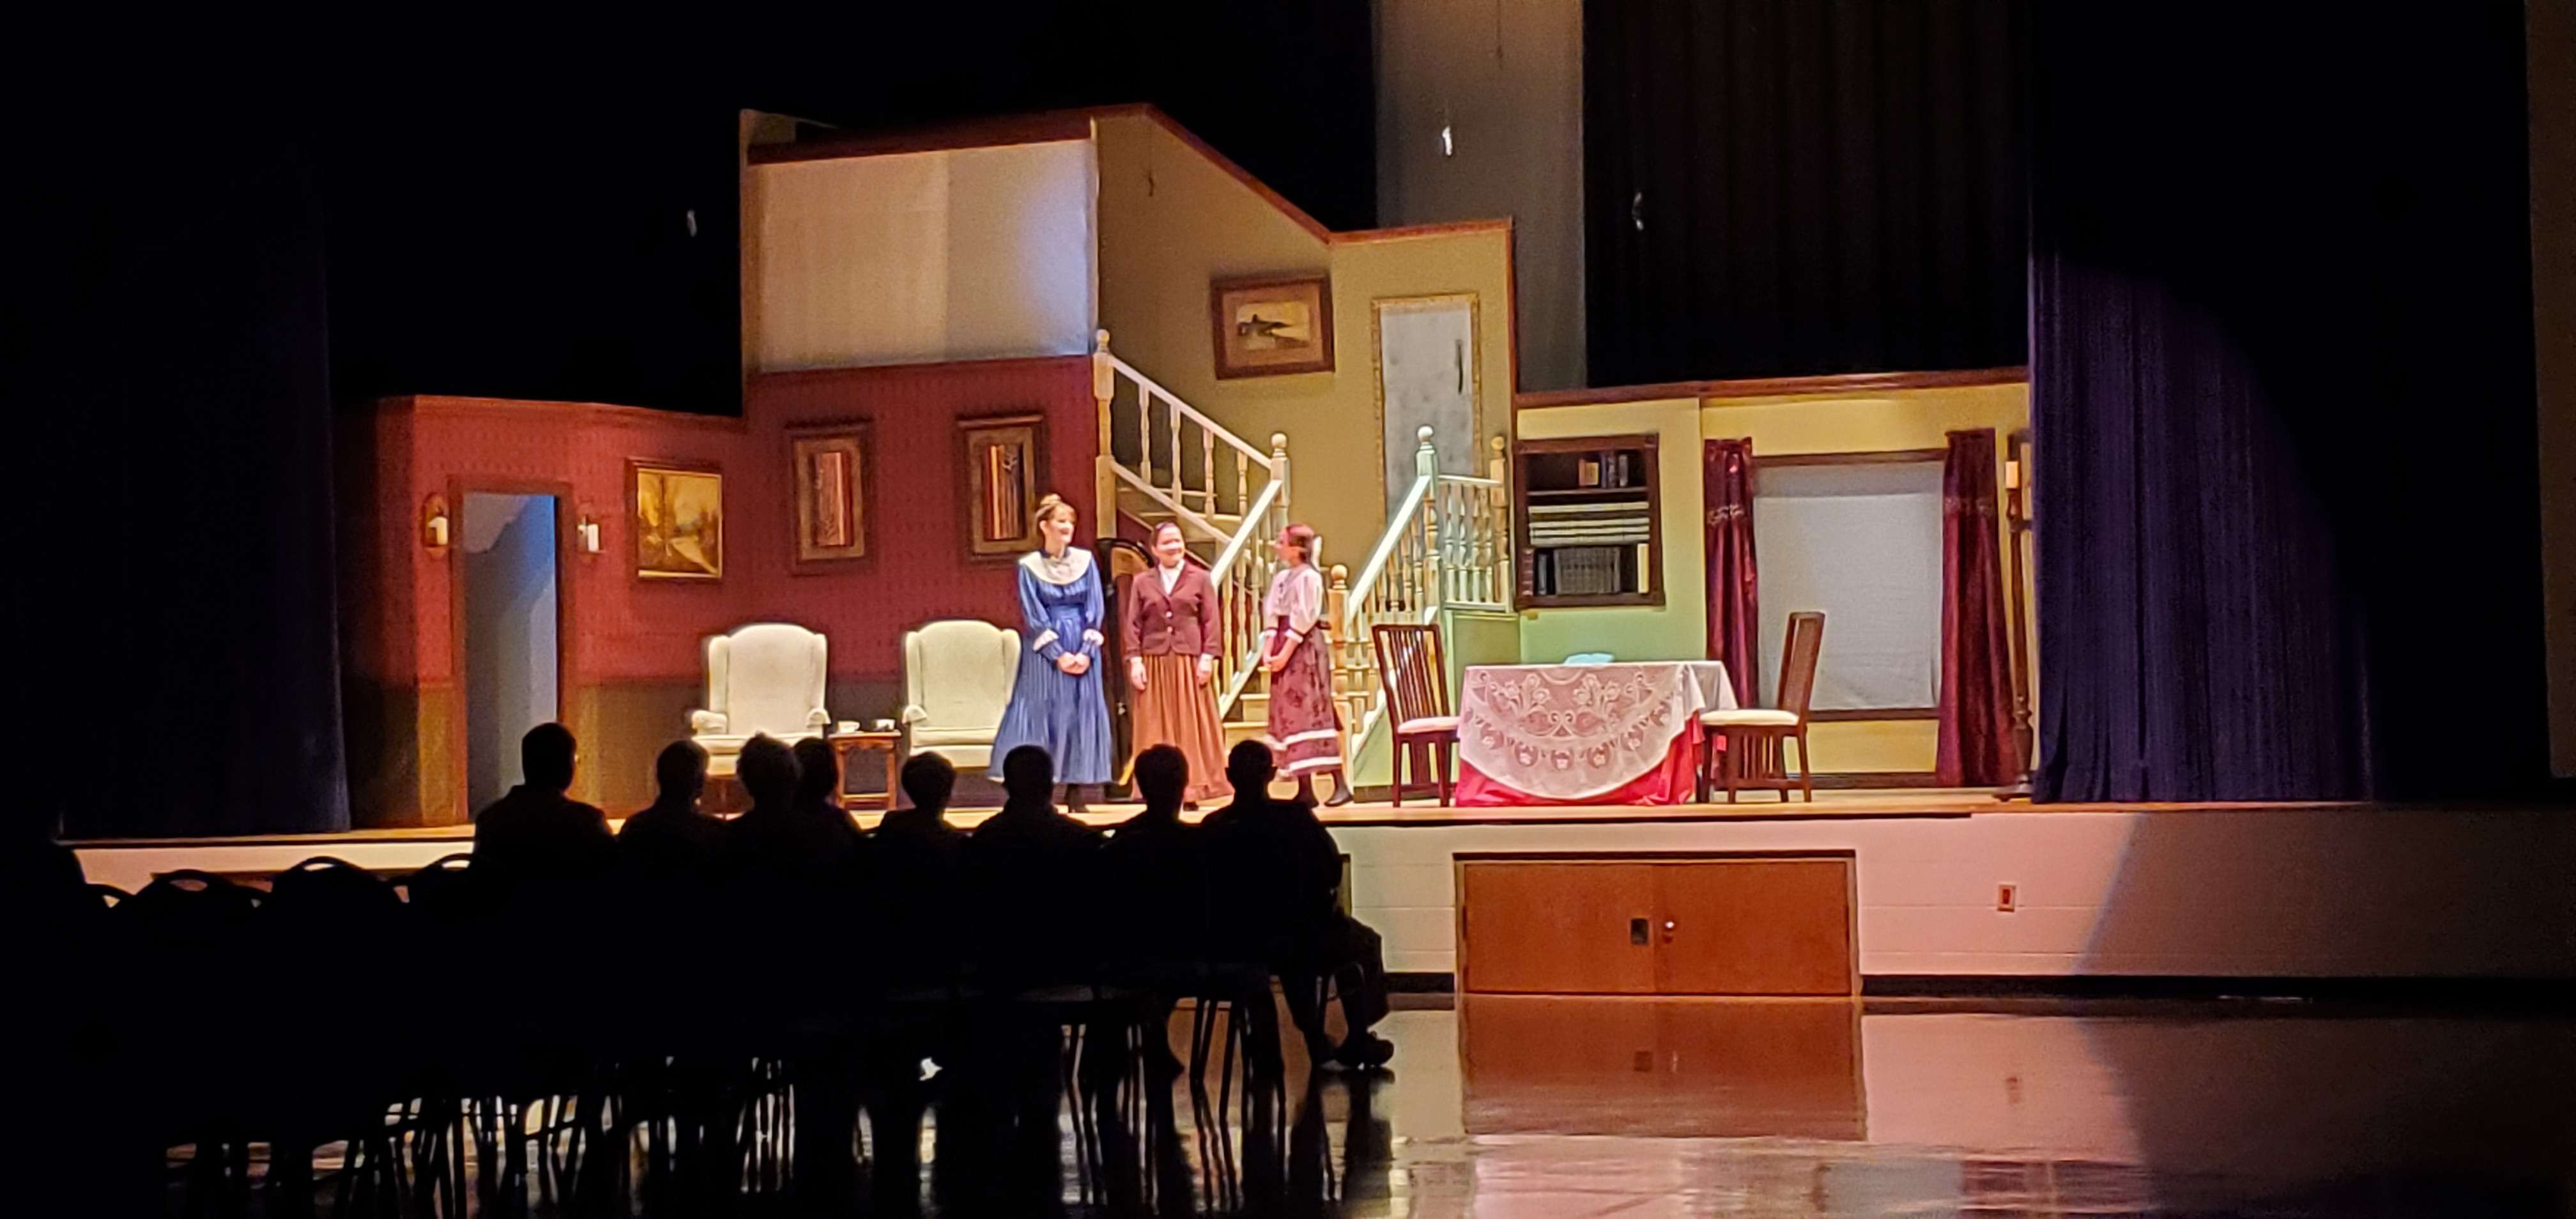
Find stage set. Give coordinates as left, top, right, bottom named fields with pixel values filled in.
left=70, top=103, right=2576, bottom=993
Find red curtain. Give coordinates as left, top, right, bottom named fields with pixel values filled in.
left=1703, top=438, right=1758, bottom=708
left=1938, top=429, right=2022, bottom=786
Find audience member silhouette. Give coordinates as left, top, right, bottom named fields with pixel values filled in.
left=470, top=723, right=613, bottom=892
left=617, top=740, right=723, bottom=880
left=1098, top=744, right=1207, bottom=978
left=960, top=744, right=1105, bottom=984
left=1203, top=739, right=1395, bottom=1070
left=726, top=735, right=864, bottom=884
left=873, top=753, right=967, bottom=980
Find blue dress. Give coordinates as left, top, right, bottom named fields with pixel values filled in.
left=988, top=548, right=1116, bottom=784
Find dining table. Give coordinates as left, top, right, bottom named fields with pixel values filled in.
left=1452, top=661, right=1738, bottom=806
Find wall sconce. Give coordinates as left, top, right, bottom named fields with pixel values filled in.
left=421, top=494, right=450, bottom=553
left=577, top=514, right=602, bottom=554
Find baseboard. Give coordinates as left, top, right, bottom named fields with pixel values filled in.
left=1861, top=974, right=2575, bottom=1008
left=1405, top=972, right=2570, bottom=1008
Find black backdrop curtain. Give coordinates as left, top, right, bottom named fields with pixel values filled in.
left=2030, top=2, right=2545, bottom=802
left=19, top=103, right=351, bottom=838
left=1584, top=0, right=2027, bottom=386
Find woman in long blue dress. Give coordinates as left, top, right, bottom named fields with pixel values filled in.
left=987, top=493, right=1116, bottom=811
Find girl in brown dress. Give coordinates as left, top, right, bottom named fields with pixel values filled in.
left=1121, top=523, right=1233, bottom=805
left=1259, top=523, right=1352, bottom=806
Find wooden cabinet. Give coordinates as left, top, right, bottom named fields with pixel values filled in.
left=1459, top=855, right=1856, bottom=996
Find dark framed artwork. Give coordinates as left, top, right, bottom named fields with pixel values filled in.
left=1210, top=273, right=1335, bottom=378
left=958, top=413, right=1046, bottom=560
left=787, top=420, right=871, bottom=571
left=630, top=459, right=723, bottom=581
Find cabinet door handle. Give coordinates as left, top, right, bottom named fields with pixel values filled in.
left=1629, top=917, right=1650, bottom=946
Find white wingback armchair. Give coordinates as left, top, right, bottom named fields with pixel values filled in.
left=689, top=623, right=831, bottom=772
left=901, top=619, right=1020, bottom=770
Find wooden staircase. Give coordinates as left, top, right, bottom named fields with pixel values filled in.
left=1090, top=332, right=1291, bottom=737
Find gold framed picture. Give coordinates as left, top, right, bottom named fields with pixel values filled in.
left=1210, top=273, right=1334, bottom=378
left=787, top=420, right=871, bottom=571
left=631, top=459, right=723, bottom=581
left=958, top=413, right=1046, bottom=560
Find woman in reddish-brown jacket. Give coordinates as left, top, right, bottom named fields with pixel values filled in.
left=1121, top=523, right=1233, bottom=805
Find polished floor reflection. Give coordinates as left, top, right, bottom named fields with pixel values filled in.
left=1357, top=997, right=2574, bottom=1218
left=150, top=997, right=2572, bottom=1216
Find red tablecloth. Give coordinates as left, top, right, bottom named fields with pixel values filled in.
left=1451, top=662, right=1728, bottom=806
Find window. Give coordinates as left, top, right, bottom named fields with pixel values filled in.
left=1751, top=454, right=1945, bottom=712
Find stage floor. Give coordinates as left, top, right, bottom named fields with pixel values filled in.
left=65, top=786, right=2366, bottom=894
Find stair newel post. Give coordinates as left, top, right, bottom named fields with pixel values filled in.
left=1328, top=562, right=1353, bottom=722
left=1092, top=330, right=1116, bottom=539
left=1271, top=433, right=1291, bottom=516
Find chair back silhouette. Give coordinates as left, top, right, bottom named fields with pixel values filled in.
left=1373, top=625, right=1449, bottom=726
left=1374, top=623, right=1459, bottom=805
left=402, top=852, right=482, bottom=926
left=1777, top=611, right=1825, bottom=716
left=1700, top=611, right=1826, bottom=802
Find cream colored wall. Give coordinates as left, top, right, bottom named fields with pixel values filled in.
left=1514, top=383, right=2031, bottom=774
left=1513, top=397, right=1710, bottom=664
left=1092, top=112, right=1515, bottom=564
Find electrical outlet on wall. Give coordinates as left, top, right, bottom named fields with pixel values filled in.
left=1997, top=884, right=2018, bottom=912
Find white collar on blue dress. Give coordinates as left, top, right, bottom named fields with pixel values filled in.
left=1022, top=546, right=1094, bottom=586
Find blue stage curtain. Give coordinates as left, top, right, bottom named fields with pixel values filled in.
left=2028, top=2, right=2543, bottom=802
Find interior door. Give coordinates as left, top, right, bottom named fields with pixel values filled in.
left=460, top=492, right=562, bottom=813
left=1459, top=861, right=1657, bottom=994
left=1650, top=859, right=1855, bottom=995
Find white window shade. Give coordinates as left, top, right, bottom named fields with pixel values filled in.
left=1752, top=461, right=1943, bottom=710
left=752, top=139, right=1097, bottom=370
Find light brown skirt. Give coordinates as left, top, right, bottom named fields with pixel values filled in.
left=1131, top=654, right=1234, bottom=801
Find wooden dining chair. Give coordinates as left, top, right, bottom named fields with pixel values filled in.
left=1699, top=611, right=1825, bottom=802
left=1372, top=623, right=1458, bottom=806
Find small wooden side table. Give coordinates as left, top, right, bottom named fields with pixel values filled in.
left=829, top=730, right=906, bottom=810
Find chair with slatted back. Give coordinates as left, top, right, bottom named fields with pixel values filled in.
left=1372, top=624, right=1457, bottom=806
left=1699, top=611, right=1824, bottom=802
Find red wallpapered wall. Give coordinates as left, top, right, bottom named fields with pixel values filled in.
left=348, top=355, right=1097, bottom=690
left=740, top=358, right=1098, bottom=681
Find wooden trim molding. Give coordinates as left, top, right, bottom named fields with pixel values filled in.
left=381, top=395, right=747, bottom=433
left=1515, top=366, right=2029, bottom=411
left=1759, top=449, right=1951, bottom=470
left=1807, top=707, right=1940, bottom=723
left=746, top=110, right=1095, bottom=165
left=1329, top=218, right=1514, bottom=246
left=1807, top=772, right=1948, bottom=790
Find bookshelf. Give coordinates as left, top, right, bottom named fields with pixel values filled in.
left=1513, top=433, right=1664, bottom=608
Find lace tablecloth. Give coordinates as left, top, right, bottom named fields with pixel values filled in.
left=1454, top=662, right=1735, bottom=804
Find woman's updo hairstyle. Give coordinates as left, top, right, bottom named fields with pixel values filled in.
left=1031, top=493, right=1075, bottom=532
left=1282, top=523, right=1318, bottom=564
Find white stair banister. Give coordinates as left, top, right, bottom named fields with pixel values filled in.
left=1333, top=426, right=1511, bottom=739
left=1093, top=332, right=1292, bottom=716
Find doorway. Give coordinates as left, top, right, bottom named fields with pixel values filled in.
left=459, top=491, right=563, bottom=812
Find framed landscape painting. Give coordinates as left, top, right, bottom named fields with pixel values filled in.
left=631, top=460, right=723, bottom=581
left=1210, top=273, right=1334, bottom=378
